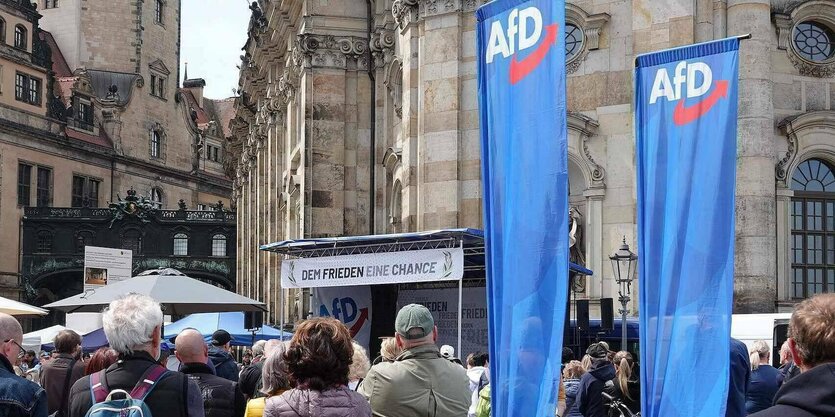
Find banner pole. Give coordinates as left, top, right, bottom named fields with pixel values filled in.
left=457, top=240, right=463, bottom=357
left=280, top=256, right=285, bottom=338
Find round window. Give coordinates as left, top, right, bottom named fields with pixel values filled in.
left=565, top=24, right=584, bottom=61
left=793, top=21, right=835, bottom=63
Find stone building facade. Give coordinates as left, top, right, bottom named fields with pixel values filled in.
left=232, top=0, right=835, bottom=325
left=0, top=0, right=235, bottom=306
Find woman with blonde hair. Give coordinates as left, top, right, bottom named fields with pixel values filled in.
left=562, top=360, right=585, bottom=417
left=608, top=351, right=640, bottom=414
left=348, top=342, right=370, bottom=391
left=378, top=337, right=402, bottom=362
left=745, top=340, right=779, bottom=414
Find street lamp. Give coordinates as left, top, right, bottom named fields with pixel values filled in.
left=610, top=236, right=637, bottom=351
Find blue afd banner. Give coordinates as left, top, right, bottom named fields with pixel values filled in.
left=476, top=0, right=567, bottom=416
left=636, top=38, right=740, bottom=417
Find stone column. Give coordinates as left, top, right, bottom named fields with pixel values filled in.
left=776, top=187, right=793, bottom=303
left=585, top=189, right=606, bottom=299
left=728, top=0, right=775, bottom=313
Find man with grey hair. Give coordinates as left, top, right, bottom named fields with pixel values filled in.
left=67, top=294, right=204, bottom=417
left=0, top=312, right=47, bottom=417
left=177, top=329, right=245, bottom=417
left=238, top=339, right=268, bottom=399
left=359, top=304, right=470, bottom=417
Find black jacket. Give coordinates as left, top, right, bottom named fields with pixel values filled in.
left=749, top=363, right=835, bottom=417
left=180, top=362, right=245, bottom=417
left=576, top=360, right=616, bottom=417
left=237, top=360, right=264, bottom=399
left=67, top=352, right=205, bottom=417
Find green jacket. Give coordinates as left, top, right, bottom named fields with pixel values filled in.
left=358, top=344, right=470, bottom=417
left=475, top=384, right=491, bottom=417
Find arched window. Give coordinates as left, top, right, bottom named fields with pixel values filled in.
left=173, top=233, right=188, bottom=256
left=150, top=128, right=162, bottom=158
left=36, top=231, right=52, bottom=253
left=76, top=231, right=95, bottom=253
left=14, top=25, right=26, bottom=50
left=150, top=187, right=163, bottom=209
left=155, top=0, right=164, bottom=24
left=0, top=19, right=6, bottom=44
left=211, top=234, right=227, bottom=257
left=389, top=181, right=402, bottom=232
left=121, top=229, right=142, bottom=253
left=790, top=158, right=835, bottom=298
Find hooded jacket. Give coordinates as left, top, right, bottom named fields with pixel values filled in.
left=749, top=363, right=835, bottom=417
left=466, top=366, right=488, bottom=417
left=575, top=360, right=616, bottom=417
left=209, top=345, right=240, bottom=382
left=263, top=386, right=370, bottom=417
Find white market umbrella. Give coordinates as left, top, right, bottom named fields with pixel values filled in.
left=0, top=295, right=48, bottom=317
left=44, top=268, right=266, bottom=316
left=22, top=325, right=69, bottom=351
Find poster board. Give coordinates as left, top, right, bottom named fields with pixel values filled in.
left=83, top=246, right=133, bottom=291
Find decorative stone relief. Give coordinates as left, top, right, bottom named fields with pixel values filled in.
left=296, top=34, right=370, bottom=70
left=392, top=0, right=419, bottom=30
left=565, top=4, right=610, bottom=75
left=776, top=112, right=835, bottom=187
left=370, top=29, right=396, bottom=68
left=772, top=2, right=835, bottom=78
left=568, top=112, right=605, bottom=188
left=384, top=59, right=404, bottom=118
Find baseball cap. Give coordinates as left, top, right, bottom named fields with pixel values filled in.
left=440, top=345, right=455, bottom=358
left=211, top=329, right=232, bottom=346
left=395, top=304, right=434, bottom=340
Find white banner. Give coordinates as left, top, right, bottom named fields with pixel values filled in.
left=313, top=286, right=372, bottom=354
left=397, top=287, right=488, bottom=358
left=281, top=248, right=464, bottom=288
left=83, top=246, right=133, bottom=291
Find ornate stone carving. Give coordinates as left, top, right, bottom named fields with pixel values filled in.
left=775, top=112, right=835, bottom=187
left=295, top=34, right=369, bottom=70
left=370, top=29, right=396, bottom=68
left=568, top=112, right=605, bottom=187
left=393, top=0, right=419, bottom=29
left=565, top=4, right=610, bottom=75
left=384, top=59, right=404, bottom=118
left=108, top=188, right=159, bottom=228
left=772, top=3, right=835, bottom=78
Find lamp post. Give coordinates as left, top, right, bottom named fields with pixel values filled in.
left=610, top=236, right=637, bottom=351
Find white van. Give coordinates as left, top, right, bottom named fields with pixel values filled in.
left=731, top=313, right=792, bottom=366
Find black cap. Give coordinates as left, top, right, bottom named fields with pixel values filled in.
left=211, top=329, right=232, bottom=346
left=586, top=342, right=608, bottom=359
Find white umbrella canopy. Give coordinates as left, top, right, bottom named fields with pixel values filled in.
left=22, top=325, right=69, bottom=351
left=44, top=268, right=266, bottom=316
left=0, top=295, right=48, bottom=317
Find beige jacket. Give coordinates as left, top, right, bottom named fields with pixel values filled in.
left=358, top=344, right=470, bottom=417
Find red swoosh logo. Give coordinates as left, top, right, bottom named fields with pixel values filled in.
left=349, top=308, right=369, bottom=337
left=672, top=80, right=728, bottom=126
left=509, top=24, right=558, bottom=85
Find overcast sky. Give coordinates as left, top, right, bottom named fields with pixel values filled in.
left=180, top=0, right=250, bottom=99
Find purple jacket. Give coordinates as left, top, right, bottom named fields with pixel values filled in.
left=263, top=386, right=371, bottom=417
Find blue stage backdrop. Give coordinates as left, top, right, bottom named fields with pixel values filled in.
left=636, top=38, right=740, bottom=417
left=476, top=0, right=568, bottom=416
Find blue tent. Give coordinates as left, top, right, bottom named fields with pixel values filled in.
left=163, top=312, right=292, bottom=346
left=43, top=327, right=175, bottom=353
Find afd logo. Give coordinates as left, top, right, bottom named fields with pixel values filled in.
left=485, top=6, right=558, bottom=84
left=649, top=61, right=729, bottom=126
left=319, top=297, right=369, bottom=337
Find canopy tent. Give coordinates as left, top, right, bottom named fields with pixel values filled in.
left=261, top=228, right=594, bottom=354
left=0, top=295, right=48, bottom=317
left=22, top=325, right=68, bottom=352
left=45, top=268, right=267, bottom=315
left=43, top=327, right=175, bottom=353
left=163, top=312, right=293, bottom=346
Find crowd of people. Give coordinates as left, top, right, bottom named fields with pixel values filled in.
left=0, top=292, right=834, bottom=417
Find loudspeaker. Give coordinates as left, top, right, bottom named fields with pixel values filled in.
left=600, top=298, right=614, bottom=330
left=244, top=311, right=263, bottom=330
left=576, top=299, right=590, bottom=331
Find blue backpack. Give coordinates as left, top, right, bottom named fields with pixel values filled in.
left=84, top=365, right=169, bottom=417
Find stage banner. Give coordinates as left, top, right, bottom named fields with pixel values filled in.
left=397, top=287, right=489, bottom=356
left=476, top=0, right=568, bottom=416
left=280, top=248, right=463, bottom=288
left=636, top=37, right=740, bottom=417
left=313, top=286, right=372, bottom=353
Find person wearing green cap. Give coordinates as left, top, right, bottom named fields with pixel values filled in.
left=358, top=304, right=470, bottom=417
